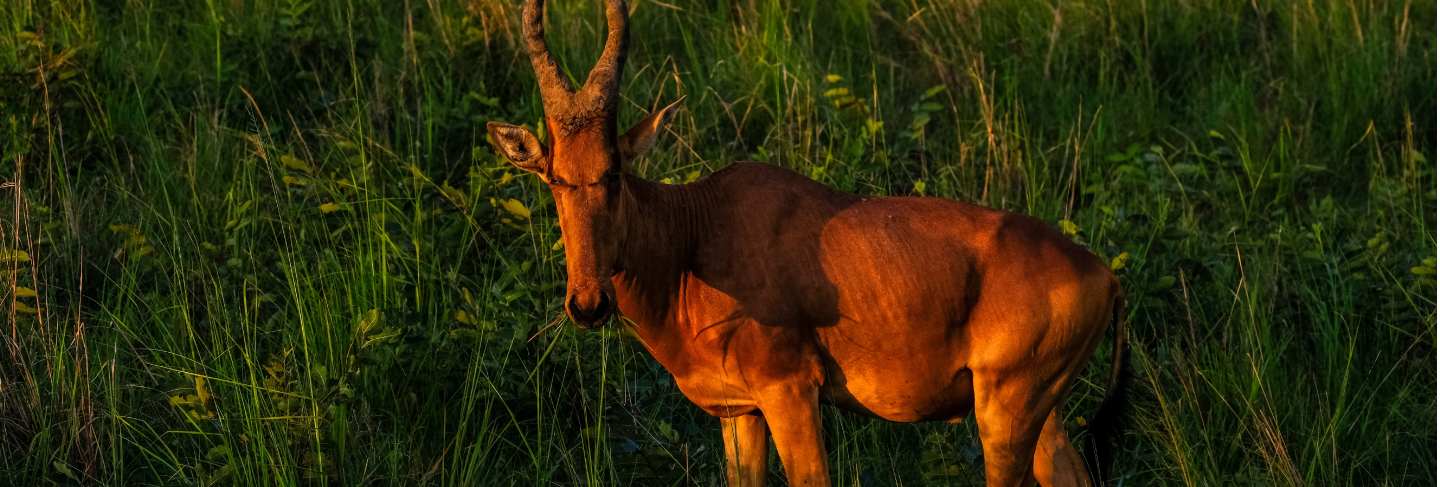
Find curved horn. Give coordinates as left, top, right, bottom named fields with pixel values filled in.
left=581, top=0, right=628, bottom=110
left=522, top=0, right=574, bottom=113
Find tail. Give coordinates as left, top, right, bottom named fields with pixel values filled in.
left=1083, top=288, right=1130, bottom=485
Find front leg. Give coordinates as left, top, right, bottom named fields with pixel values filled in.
left=755, top=383, right=829, bottom=486
left=721, top=413, right=768, bottom=486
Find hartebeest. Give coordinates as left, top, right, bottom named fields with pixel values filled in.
left=485, top=1, right=1129, bottom=485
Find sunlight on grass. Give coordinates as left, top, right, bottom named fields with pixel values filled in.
left=1, top=0, right=1434, bottom=484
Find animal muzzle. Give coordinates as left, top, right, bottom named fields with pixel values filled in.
left=565, top=287, right=614, bottom=329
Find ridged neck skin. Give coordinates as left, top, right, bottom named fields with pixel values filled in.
left=611, top=174, right=716, bottom=340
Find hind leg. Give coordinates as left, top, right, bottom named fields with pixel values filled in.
left=1033, top=409, right=1091, bottom=487
left=973, top=374, right=1060, bottom=487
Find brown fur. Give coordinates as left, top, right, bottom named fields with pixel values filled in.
left=488, top=2, right=1126, bottom=485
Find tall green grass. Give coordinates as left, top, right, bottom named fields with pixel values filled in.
left=1, top=0, right=1434, bottom=484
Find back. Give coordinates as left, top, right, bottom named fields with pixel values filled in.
left=689, top=162, right=1090, bottom=332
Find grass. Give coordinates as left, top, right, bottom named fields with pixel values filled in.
left=1, top=0, right=1434, bottom=484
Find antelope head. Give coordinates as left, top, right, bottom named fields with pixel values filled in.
left=487, top=0, right=681, bottom=329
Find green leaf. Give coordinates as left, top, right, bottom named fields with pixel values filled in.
left=1410, top=258, right=1435, bottom=276
left=440, top=181, right=467, bottom=207
left=356, top=308, right=381, bottom=337
left=193, top=376, right=210, bottom=404
left=453, top=309, right=474, bottom=325
left=362, top=327, right=401, bottom=349
left=1171, top=163, right=1203, bottom=176
left=923, top=84, right=947, bottom=99
left=1058, top=219, right=1080, bottom=237
left=1153, top=275, right=1176, bottom=290
left=466, top=91, right=499, bottom=107
left=864, top=118, right=884, bottom=135
left=0, top=249, right=30, bottom=264
left=206, top=444, right=230, bottom=461
left=1366, top=233, right=1386, bottom=250
left=448, top=328, right=481, bottom=341
left=53, top=461, right=79, bottom=482
left=910, top=113, right=931, bottom=129
left=656, top=420, right=678, bottom=442
left=1110, top=252, right=1130, bottom=271
left=280, top=154, right=313, bottom=174
left=501, top=199, right=531, bottom=220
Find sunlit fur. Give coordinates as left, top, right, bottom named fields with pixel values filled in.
left=488, top=1, right=1129, bottom=485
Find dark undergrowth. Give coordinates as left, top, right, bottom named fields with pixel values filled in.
left=1, top=0, right=1434, bottom=484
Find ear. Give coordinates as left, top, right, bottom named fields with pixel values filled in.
left=486, top=121, right=548, bottom=174
left=618, top=98, right=684, bottom=162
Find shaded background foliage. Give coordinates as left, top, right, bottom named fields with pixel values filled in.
left=1, top=0, right=1434, bottom=484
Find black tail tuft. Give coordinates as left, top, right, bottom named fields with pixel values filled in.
left=1083, top=292, right=1131, bottom=485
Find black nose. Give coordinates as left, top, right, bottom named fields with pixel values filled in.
left=566, top=292, right=613, bottom=328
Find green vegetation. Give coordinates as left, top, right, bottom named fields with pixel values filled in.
left=2, top=0, right=1434, bottom=484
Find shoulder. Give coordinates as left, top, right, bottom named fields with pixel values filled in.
left=699, top=162, right=850, bottom=200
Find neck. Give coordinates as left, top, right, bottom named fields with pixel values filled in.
left=612, top=174, right=710, bottom=336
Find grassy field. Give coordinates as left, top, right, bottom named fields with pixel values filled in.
left=1, top=0, right=1435, bottom=484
